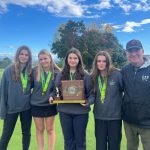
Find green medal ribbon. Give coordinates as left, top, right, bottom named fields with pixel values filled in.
left=98, top=75, right=107, bottom=103
left=70, top=71, right=73, bottom=80
left=20, top=70, right=28, bottom=93
left=41, top=70, right=52, bottom=95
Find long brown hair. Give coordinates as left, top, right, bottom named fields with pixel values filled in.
left=36, top=49, right=60, bottom=82
left=61, top=47, right=85, bottom=80
left=91, top=51, right=118, bottom=91
left=12, top=45, right=32, bottom=81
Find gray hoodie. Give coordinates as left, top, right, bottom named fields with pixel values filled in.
left=30, top=67, right=57, bottom=107
left=93, top=70, right=123, bottom=120
left=0, top=65, right=31, bottom=119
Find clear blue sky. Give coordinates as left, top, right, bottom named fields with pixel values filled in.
left=0, top=0, right=150, bottom=59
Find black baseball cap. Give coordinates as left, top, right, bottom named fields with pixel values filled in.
left=126, top=39, right=143, bottom=51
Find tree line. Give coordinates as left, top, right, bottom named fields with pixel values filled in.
left=51, top=20, right=127, bottom=70
left=0, top=57, right=12, bottom=68
left=0, top=20, right=127, bottom=69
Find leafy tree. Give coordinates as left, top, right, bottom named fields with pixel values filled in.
left=51, top=20, right=127, bottom=70
left=0, top=57, right=12, bottom=68
left=51, top=20, right=86, bottom=58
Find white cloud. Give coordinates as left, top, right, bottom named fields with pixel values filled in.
left=113, top=0, right=150, bottom=13
left=0, top=1, right=7, bottom=13
left=120, top=4, right=132, bottom=14
left=113, top=19, right=150, bottom=32
left=0, top=0, right=84, bottom=17
left=86, top=0, right=112, bottom=11
left=134, top=1, right=150, bottom=11
left=113, top=0, right=132, bottom=13
left=0, top=0, right=150, bottom=17
left=141, top=19, right=150, bottom=24
left=112, top=24, right=123, bottom=29
left=83, top=14, right=101, bottom=18
left=123, top=21, right=141, bottom=32
left=47, top=0, right=83, bottom=17
left=94, top=0, right=112, bottom=9
left=8, top=45, right=16, bottom=49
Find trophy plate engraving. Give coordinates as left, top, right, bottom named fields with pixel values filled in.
left=61, top=80, right=84, bottom=100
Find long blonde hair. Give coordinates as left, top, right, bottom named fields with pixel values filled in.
left=36, top=49, right=60, bottom=82
left=12, top=45, right=32, bottom=81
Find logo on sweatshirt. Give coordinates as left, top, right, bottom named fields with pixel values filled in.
left=109, top=80, right=116, bottom=86
left=142, top=75, right=149, bottom=82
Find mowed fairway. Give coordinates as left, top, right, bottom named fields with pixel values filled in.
left=0, top=68, right=139, bottom=150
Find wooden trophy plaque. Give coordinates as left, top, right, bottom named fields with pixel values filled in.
left=53, top=80, right=85, bottom=104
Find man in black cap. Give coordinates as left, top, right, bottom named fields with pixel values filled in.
left=121, top=39, right=150, bottom=150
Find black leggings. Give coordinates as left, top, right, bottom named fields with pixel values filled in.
left=0, top=110, right=32, bottom=150
left=95, top=119, right=122, bottom=150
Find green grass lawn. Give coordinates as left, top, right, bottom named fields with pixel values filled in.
left=0, top=69, right=3, bottom=79
left=0, top=113, right=127, bottom=150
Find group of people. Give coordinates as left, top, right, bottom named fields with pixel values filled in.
left=0, top=39, right=150, bottom=150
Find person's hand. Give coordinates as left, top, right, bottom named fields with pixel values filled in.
left=80, top=103, right=87, bottom=106
left=80, top=101, right=88, bottom=107
left=80, top=101, right=90, bottom=107
left=49, top=97, right=54, bottom=104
